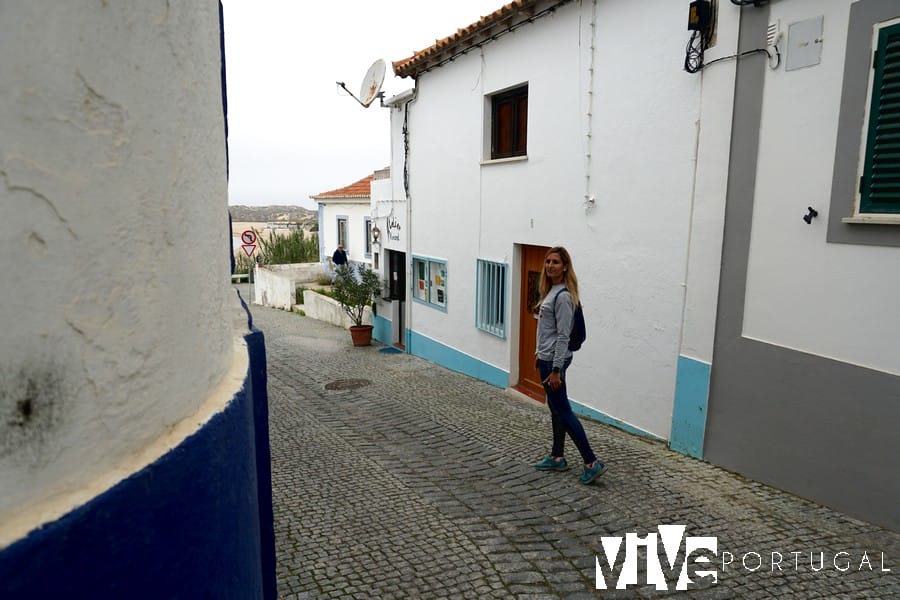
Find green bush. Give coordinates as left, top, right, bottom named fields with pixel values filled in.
left=295, top=286, right=306, bottom=305
left=315, top=273, right=333, bottom=286
left=234, top=252, right=254, bottom=275
left=258, top=229, right=318, bottom=265
left=331, top=264, right=381, bottom=327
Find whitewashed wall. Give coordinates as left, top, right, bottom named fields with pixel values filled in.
left=371, top=174, right=406, bottom=254
left=0, top=1, right=241, bottom=540
left=743, top=0, right=900, bottom=376
left=403, top=0, right=713, bottom=439
left=679, top=4, right=741, bottom=365
left=318, top=200, right=373, bottom=266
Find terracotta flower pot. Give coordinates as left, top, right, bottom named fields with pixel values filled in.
left=349, top=324, right=374, bottom=347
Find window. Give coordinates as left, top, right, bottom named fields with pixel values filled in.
left=364, top=217, right=373, bottom=256
left=859, top=20, right=900, bottom=215
left=475, top=259, right=507, bottom=338
left=412, top=257, right=447, bottom=310
left=491, top=85, right=528, bottom=159
left=828, top=2, right=900, bottom=244
left=337, top=217, right=348, bottom=249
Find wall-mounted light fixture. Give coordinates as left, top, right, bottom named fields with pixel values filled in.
left=371, top=227, right=381, bottom=244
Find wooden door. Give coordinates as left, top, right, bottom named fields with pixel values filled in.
left=516, top=244, right=549, bottom=401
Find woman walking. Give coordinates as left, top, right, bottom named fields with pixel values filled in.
left=532, top=246, right=607, bottom=484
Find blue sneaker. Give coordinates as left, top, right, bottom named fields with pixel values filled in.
left=534, top=455, right=569, bottom=471
left=579, top=461, right=608, bottom=484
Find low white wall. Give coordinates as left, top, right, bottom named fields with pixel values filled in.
left=252, top=262, right=325, bottom=310
left=301, top=290, right=371, bottom=329
left=265, top=263, right=325, bottom=281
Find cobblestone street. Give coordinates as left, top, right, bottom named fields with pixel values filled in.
left=246, top=295, right=899, bottom=599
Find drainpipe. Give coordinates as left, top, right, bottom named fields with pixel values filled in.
left=402, top=83, right=418, bottom=351
left=384, top=83, right=418, bottom=351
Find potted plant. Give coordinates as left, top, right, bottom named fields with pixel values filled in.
left=331, top=263, right=381, bottom=346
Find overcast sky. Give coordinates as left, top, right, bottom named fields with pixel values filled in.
left=222, top=0, right=505, bottom=210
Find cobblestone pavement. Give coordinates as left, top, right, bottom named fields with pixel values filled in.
left=244, top=293, right=899, bottom=599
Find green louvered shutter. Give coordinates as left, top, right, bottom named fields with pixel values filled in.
left=860, top=22, right=900, bottom=214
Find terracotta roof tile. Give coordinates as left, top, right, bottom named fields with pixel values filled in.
left=393, top=0, right=571, bottom=79
left=311, top=173, right=375, bottom=200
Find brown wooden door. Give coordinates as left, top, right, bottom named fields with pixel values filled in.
left=516, top=244, right=549, bottom=401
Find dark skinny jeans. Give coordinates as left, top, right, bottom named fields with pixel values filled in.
left=538, top=358, right=597, bottom=465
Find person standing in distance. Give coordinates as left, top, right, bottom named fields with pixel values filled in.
left=533, top=246, right=607, bottom=484
left=332, top=244, right=348, bottom=267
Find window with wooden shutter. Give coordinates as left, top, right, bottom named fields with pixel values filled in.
left=490, top=85, right=528, bottom=160
left=860, top=21, right=900, bottom=214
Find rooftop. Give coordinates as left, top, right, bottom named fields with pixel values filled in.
left=392, top=0, right=572, bottom=79
left=311, top=173, right=375, bottom=201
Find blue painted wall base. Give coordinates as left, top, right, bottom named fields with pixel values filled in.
left=373, top=314, right=392, bottom=346
left=669, top=355, right=711, bottom=459
left=407, top=329, right=509, bottom=388
left=0, top=326, right=276, bottom=599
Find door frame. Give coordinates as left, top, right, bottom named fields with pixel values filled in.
left=514, top=244, right=550, bottom=402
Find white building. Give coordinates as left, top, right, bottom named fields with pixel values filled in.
left=312, top=172, right=377, bottom=270
left=370, top=0, right=900, bottom=531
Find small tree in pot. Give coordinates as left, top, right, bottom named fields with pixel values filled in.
left=331, top=263, right=382, bottom=346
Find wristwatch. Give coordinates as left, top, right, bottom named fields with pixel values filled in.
left=551, top=367, right=561, bottom=374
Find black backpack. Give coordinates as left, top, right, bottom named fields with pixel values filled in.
left=554, top=289, right=587, bottom=351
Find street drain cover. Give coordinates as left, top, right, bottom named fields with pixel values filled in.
left=324, top=379, right=371, bottom=391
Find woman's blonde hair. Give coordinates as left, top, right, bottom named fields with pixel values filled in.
left=536, top=246, right=580, bottom=308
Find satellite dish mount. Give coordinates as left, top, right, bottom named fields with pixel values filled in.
left=337, top=59, right=386, bottom=108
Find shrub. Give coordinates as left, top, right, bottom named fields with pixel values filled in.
left=234, top=252, right=254, bottom=275
left=331, top=264, right=381, bottom=327
left=258, top=229, right=318, bottom=265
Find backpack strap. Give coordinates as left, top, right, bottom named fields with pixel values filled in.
left=551, top=287, right=571, bottom=312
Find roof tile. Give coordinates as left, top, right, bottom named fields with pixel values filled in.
left=311, top=173, right=375, bottom=200
left=393, top=0, right=568, bottom=78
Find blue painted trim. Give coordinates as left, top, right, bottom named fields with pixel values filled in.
left=569, top=400, right=666, bottom=443
left=336, top=215, right=349, bottom=252
left=474, top=259, right=509, bottom=339
left=0, top=330, right=275, bottom=598
left=364, top=216, right=373, bottom=257
left=372, top=314, right=392, bottom=345
left=669, top=355, right=711, bottom=459
left=411, top=255, right=448, bottom=312
left=407, top=329, right=508, bottom=388
left=246, top=327, right=277, bottom=600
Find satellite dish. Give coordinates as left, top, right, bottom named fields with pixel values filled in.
left=336, top=59, right=386, bottom=108
left=359, top=59, right=386, bottom=108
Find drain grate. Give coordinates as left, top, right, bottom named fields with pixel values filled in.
left=324, top=378, right=371, bottom=391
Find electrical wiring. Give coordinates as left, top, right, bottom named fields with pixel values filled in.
left=684, top=30, right=709, bottom=73
left=685, top=31, right=781, bottom=73
left=705, top=45, right=781, bottom=70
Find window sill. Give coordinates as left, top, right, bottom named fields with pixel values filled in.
left=841, top=214, right=900, bottom=225
left=481, top=155, right=528, bottom=166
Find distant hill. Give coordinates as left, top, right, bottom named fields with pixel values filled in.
left=228, top=205, right=316, bottom=224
